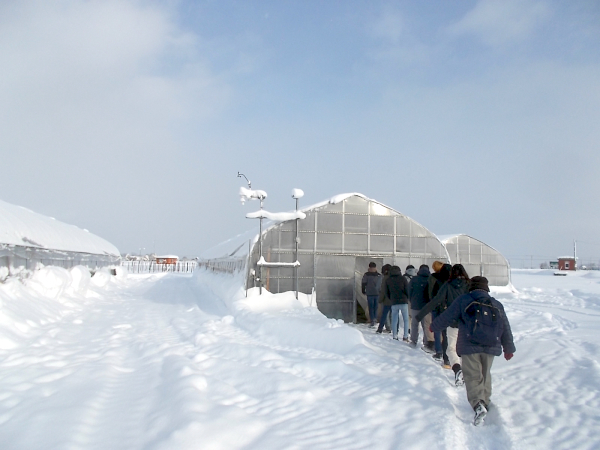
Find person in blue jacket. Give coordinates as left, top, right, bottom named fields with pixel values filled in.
left=430, top=276, right=516, bottom=426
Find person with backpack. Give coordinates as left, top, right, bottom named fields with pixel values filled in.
left=430, top=276, right=516, bottom=426
left=416, top=264, right=470, bottom=386
left=362, top=262, right=382, bottom=327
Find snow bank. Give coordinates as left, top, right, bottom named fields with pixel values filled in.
left=0, top=266, right=106, bottom=351
left=2, top=267, right=600, bottom=448
left=193, top=269, right=368, bottom=355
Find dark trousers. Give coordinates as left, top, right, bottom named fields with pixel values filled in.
left=377, top=305, right=392, bottom=332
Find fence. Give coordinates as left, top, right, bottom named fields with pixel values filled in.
left=121, top=260, right=198, bottom=274
left=197, top=258, right=246, bottom=275
left=1, top=244, right=119, bottom=277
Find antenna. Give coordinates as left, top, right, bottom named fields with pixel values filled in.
left=237, top=172, right=251, bottom=189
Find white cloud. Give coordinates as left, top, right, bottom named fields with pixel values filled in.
left=0, top=0, right=231, bottom=166
left=447, top=0, right=551, bottom=47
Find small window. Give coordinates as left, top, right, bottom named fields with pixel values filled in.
left=565, top=262, right=570, bottom=269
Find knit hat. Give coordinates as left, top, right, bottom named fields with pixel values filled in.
left=432, top=261, right=444, bottom=273
left=469, top=276, right=490, bottom=292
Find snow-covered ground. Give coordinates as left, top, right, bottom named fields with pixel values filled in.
left=0, top=267, right=599, bottom=449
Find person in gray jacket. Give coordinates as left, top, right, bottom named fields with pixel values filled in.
left=362, top=262, right=382, bottom=327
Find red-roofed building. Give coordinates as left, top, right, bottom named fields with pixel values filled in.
left=156, top=255, right=178, bottom=264
left=558, top=257, right=576, bottom=271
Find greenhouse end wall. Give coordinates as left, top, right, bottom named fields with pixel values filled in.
left=246, top=195, right=450, bottom=322
left=442, top=235, right=510, bottom=286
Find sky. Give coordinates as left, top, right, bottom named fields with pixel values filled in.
left=1, top=0, right=599, bottom=265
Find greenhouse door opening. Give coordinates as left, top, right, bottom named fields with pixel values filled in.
left=353, top=257, right=383, bottom=324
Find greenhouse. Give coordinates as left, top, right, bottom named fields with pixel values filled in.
left=200, top=193, right=451, bottom=322
left=0, top=198, right=120, bottom=277
left=439, top=234, right=510, bottom=286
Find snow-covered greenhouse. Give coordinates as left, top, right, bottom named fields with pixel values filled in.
left=0, top=198, right=120, bottom=278
left=201, top=193, right=513, bottom=322
left=438, top=234, right=510, bottom=287
left=204, top=194, right=438, bottom=321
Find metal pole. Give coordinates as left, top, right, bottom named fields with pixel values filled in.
left=259, top=197, right=263, bottom=295
left=295, top=197, right=299, bottom=300
left=353, top=272, right=357, bottom=324
left=245, top=239, right=251, bottom=297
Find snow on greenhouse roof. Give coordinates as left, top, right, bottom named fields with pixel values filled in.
left=200, top=193, right=442, bottom=261
left=0, top=199, right=119, bottom=256
left=437, top=234, right=465, bottom=243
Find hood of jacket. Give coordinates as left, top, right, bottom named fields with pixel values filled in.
left=468, top=289, right=491, bottom=301
left=450, top=278, right=470, bottom=290
left=389, top=266, right=402, bottom=277
left=417, top=266, right=430, bottom=277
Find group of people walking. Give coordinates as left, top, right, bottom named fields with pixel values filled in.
left=361, top=261, right=516, bottom=426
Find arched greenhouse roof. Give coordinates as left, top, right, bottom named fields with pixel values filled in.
left=439, top=234, right=510, bottom=286
left=0, top=199, right=119, bottom=256
left=200, top=192, right=446, bottom=261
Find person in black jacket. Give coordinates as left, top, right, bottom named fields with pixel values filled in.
left=418, top=264, right=470, bottom=385
left=377, top=264, right=392, bottom=332
left=431, top=276, right=516, bottom=426
left=427, top=263, right=451, bottom=364
left=377, top=266, right=409, bottom=340
left=408, top=265, right=434, bottom=351
left=362, top=262, right=382, bottom=327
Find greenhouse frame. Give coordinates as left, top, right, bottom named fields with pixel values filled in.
left=201, top=194, right=512, bottom=322
left=201, top=193, right=457, bottom=322
left=439, top=234, right=511, bottom=286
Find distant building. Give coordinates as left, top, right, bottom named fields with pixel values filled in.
left=156, top=255, right=178, bottom=264
left=558, top=257, right=576, bottom=271
left=549, top=261, right=559, bottom=269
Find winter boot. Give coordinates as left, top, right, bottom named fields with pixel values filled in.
left=421, top=342, right=435, bottom=354
left=473, top=401, right=487, bottom=426
left=454, top=370, right=464, bottom=386
left=432, top=353, right=442, bottom=361
left=442, top=355, right=451, bottom=369
left=452, top=364, right=464, bottom=386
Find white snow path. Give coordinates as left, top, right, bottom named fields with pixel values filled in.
left=0, top=269, right=599, bottom=449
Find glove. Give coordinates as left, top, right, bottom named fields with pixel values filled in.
left=504, top=352, right=513, bottom=361
left=429, top=324, right=433, bottom=333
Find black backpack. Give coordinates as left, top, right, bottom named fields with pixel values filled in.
left=464, top=296, right=503, bottom=346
